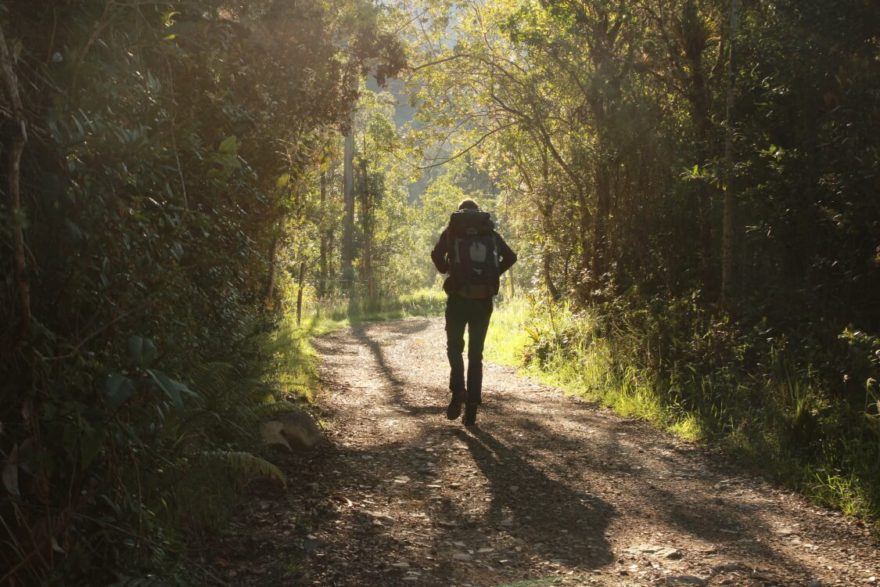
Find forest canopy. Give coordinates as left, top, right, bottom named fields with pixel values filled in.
left=0, top=0, right=404, bottom=581
left=398, top=0, right=880, bottom=528
left=1, top=0, right=879, bottom=581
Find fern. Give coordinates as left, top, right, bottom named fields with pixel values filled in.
left=168, top=449, right=287, bottom=532
left=190, top=450, right=286, bottom=488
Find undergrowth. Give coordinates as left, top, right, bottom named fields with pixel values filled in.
left=0, top=306, right=324, bottom=584
left=316, top=288, right=446, bottom=328
left=486, top=295, right=880, bottom=530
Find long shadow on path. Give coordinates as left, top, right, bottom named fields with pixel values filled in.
left=342, top=320, right=615, bottom=579
left=453, top=425, right=616, bottom=571
left=349, top=320, right=446, bottom=417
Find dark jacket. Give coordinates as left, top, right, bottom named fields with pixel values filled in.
left=431, top=227, right=517, bottom=296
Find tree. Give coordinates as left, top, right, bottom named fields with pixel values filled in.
left=0, top=0, right=403, bottom=580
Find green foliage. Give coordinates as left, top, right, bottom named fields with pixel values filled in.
left=398, top=288, right=448, bottom=317
left=0, top=0, right=402, bottom=581
left=172, top=450, right=286, bottom=530
left=489, top=296, right=880, bottom=525
left=2, top=0, right=878, bottom=580
left=266, top=311, right=324, bottom=404
left=406, top=0, right=879, bottom=315
left=319, top=288, right=446, bottom=325
left=403, top=0, right=880, bottom=527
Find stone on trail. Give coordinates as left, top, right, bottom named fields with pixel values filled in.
left=260, top=410, right=322, bottom=451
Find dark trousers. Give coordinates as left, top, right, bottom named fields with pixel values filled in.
left=445, top=294, right=493, bottom=405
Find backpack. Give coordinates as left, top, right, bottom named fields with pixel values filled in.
left=447, top=210, right=499, bottom=299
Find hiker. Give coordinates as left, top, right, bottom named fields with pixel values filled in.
left=431, top=199, right=517, bottom=426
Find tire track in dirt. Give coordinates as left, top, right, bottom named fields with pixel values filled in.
left=217, top=318, right=879, bottom=586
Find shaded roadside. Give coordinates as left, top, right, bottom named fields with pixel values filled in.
left=209, top=319, right=880, bottom=586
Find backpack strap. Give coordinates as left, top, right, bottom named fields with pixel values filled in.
left=446, top=229, right=457, bottom=265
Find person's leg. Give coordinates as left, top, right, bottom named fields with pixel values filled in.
left=465, top=298, right=493, bottom=411
left=445, top=295, right=467, bottom=419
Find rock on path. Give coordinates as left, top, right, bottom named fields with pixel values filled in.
left=212, top=318, right=879, bottom=586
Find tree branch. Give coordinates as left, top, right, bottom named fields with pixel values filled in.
left=407, top=53, right=469, bottom=73
left=416, top=121, right=516, bottom=170
left=0, top=21, right=31, bottom=346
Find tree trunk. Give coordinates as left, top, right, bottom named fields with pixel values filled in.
left=592, top=163, right=611, bottom=283
left=263, top=232, right=279, bottom=310
left=721, top=0, right=739, bottom=309
left=543, top=250, right=559, bottom=301
left=0, top=23, right=31, bottom=345
left=342, top=131, right=355, bottom=293
left=681, top=0, right=714, bottom=286
left=326, top=229, right=335, bottom=298
left=296, top=261, right=306, bottom=326
left=358, top=157, right=376, bottom=306
left=507, top=263, right=515, bottom=298
left=576, top=186, right=592, bottom=290
left=318, top=171, right=328, bottom=299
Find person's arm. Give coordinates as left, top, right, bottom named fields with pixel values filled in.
left=496, top=233, right=517, bottom=275
left=431, top=229, right=450, bottom=273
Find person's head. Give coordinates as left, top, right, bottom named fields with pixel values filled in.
left=458, top=199, right=480, bottom=211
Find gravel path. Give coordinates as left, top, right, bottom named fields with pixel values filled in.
left=215, top=318, right=880, bottom=586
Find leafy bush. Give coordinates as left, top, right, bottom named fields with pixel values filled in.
left=0, top=0, right=402, bottom=581
left=398, top=288, right=447, bottom=316
left=489, top=294, right=880, bottom=525
left=320, top=288, right=447, bottom=324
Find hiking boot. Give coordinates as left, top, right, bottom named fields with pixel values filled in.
left=446, top=389, right=465, bottom=420
left=463, top=403, right=478, bottom=426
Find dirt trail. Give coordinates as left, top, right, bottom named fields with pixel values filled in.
left=216, top=318, right=879, bottom=586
